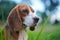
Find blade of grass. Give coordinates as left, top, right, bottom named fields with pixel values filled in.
left=0, top=28, right=2, bottom=40
left=0, top=23, right=7, bottom=32
left=1, top=32, right=3, bottom=40
left=0, top=28, right=2, bottom=33
left=0, top=23, right=7, bottom=40
left=4, top=30, right=6, bottom=40
left=8, top=29, right=10, bottom=40
left=36, top=16, right=50, bottom=40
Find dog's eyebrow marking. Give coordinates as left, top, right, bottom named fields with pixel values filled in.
left=22, top=9, right=29, bottom=13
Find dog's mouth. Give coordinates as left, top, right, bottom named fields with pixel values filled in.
left=22, top=24, right=27, bottom=28
left=23, top=23, right=37, bottom=31
left=29, top=24, right=36, bottom=31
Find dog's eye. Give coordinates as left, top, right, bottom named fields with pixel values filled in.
left=22, top=10, right=29, bottom=13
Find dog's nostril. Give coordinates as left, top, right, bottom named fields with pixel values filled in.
left=33, top=17, right=39, bottom=23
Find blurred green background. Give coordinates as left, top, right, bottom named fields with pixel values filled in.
left=0, top=0, right=60, bottom=40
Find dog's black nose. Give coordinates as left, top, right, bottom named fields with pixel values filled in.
left=33, top=17, right=39, bottom=23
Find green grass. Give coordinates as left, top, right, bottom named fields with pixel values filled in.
left=0, top=16, right=60, bottom=40
left=27, top=24, right=60, bottom=40
left=0, top=24, right=60, bottom=40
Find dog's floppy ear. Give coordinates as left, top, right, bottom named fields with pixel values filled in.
left=7, top=6, right=22, bottom=32
left=29, top=6, right=34, bottom=12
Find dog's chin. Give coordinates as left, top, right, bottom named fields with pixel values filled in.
left=23, top=23, right=37, bottom=31
left=29, top=24, right=36, bottom=31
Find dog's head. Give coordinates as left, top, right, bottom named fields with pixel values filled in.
left=8, top=4, right=39, bottom=31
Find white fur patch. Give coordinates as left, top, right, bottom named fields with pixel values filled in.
left=23, top=11, right=38, bottom=27
left=18, top=29, right=28, bottom=40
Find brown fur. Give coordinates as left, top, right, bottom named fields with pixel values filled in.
left=4, top=4, right=34, bottom=40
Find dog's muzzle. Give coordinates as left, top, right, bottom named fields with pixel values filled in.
left=23, top=17, right=39, bottom=31
left=30, top=17, right=39, bottom=31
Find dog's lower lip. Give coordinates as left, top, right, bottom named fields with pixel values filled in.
left=23, top=24, right=27, bottom=27
left=30, top=27, right=35, bottom=31
left=30, top=24, right=36, bottom=31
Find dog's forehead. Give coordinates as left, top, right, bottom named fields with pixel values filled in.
left=17, top=4, right=35, bottom=17
left=18, top=4, right=34, bottom=12
left=19, top=4, right=29, bottom=9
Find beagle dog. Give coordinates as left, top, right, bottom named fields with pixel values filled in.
left=4, top=4, right=39, bottom=40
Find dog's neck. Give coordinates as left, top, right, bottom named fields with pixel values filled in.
left=6, top=24, right=27, bottom=40
left=12, top=28, right=27, bottom=40
left=18, top=29, right=28, bottom=40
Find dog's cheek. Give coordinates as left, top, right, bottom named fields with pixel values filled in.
left=30, top=27, right=35, bottom=31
